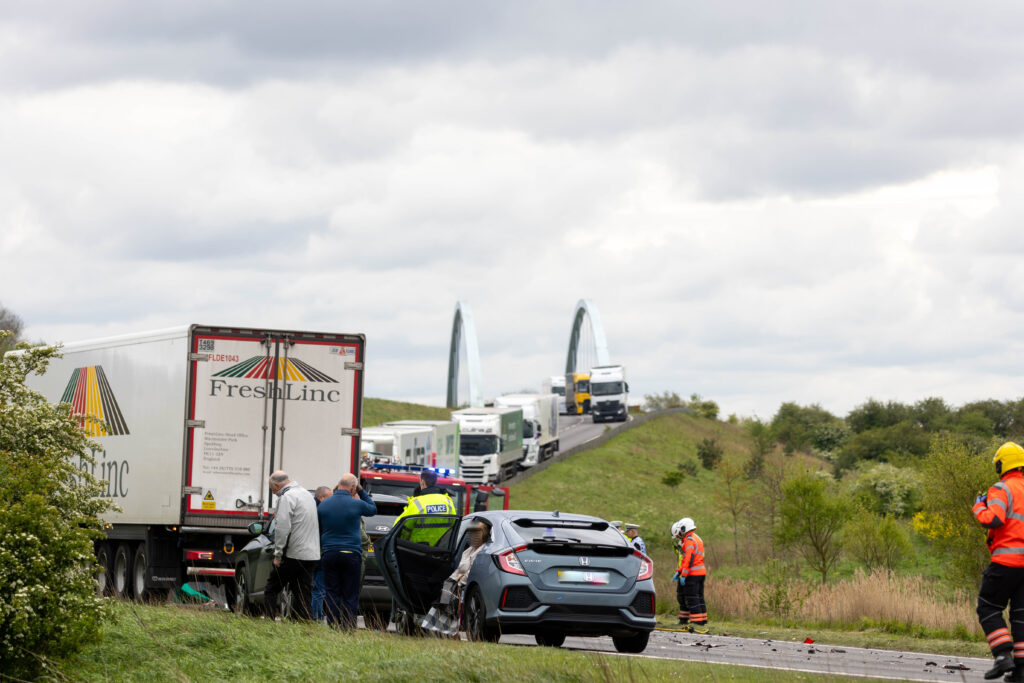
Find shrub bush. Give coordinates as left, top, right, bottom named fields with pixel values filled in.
left=696, top=438, right=723, bottom=470
left=849, top=462, right=922, bottom=517
left=842, top=507, right=912, bottom=571
left=0, top=340, right=113, bottom=678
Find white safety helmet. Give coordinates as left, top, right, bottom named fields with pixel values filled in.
left=671, top=517, right=696, bottom=538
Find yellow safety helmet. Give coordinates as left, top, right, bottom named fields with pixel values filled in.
left=994, top=442, right=1024, bottom=475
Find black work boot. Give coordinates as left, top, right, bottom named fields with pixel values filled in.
left=1004, top=662, right=1024, bottom=682
left=987, top=653, right=1015, bottom=680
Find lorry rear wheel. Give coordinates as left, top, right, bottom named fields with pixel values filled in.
left=112, top=543, right=133, bottom=599
left=95, top=543, right=112, bottom=597
left=132, top=544, right=152, bottom=602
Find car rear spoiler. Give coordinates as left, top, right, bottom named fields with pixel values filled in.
left=512, top=518, right=610, bottom=531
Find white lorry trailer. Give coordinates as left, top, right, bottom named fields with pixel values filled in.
left=22, top=325, right=365, bottom=601
left=543, top=375, right=568, bottom=414
left=589, top=364, right=629, bottom=422
left=493, top=393, right=559, bottom=467
left=381, top=420, right=461, bottom=471
left=360, top=425, right=434, bottom=467
left=450, top=407, right=523, bottom=483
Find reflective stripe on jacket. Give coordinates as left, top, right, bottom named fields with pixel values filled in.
left=975, top=470, right=1024, bottom=567
left=677, top=532, right=706, bottom=577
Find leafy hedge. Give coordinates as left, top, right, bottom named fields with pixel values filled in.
left=0, top=339, right=113, bottom=678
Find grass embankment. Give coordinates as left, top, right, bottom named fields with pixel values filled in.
left=510, top=413, right=984, bottom=653
left=363, top=397, right=451, bottom=427
left=53, top=603, right=888, bottom=682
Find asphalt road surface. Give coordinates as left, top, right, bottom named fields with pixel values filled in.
left=555, top=412, right=628, bottom=453
left=499, top=628, right=991, bottom=682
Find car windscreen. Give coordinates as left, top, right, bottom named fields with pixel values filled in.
left=512, top=518, right=627, bottom=546
left=576, top=380, right=590, bottom=393
left=590, top=381, right=623, bottom=396
left=460, top=434, right=498, bottom=455
left=362, top=480, right=465, bottom=514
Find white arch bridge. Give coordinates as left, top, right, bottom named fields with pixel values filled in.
left=446, top=299, right=611, bottom=408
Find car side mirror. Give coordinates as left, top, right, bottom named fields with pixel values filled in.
left=626, top=382, right=630, bottom=392
left=474, top=490, right=490, bottom=512
left=247, top=521, right=265, bottom=536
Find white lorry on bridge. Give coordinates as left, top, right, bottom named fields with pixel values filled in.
left=494, top=393, right=559, bottom=467
left=589, top=364, right=629, bottom=422
left=543, top=375, right=568, bottom=414
left=360, top=425, right=434, bottom=467
left=20, top=324, right=366, bottom=601
left=451, top=406, right=523, bottom=483
left=380, top=419, right=461, bottom=471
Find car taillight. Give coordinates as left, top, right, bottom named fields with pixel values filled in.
left=497, top=545, right=527, bottom=576
left=634, top=550, right=653, bottom=581
left=185, top=550, right=214, bottom=561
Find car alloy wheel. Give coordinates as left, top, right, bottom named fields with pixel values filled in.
left=465, top=587, right=499, bottom=643
left=232, top=568, right=251, bottom=615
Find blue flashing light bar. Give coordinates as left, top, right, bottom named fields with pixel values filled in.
left=368, top=463, right=456, bottom=477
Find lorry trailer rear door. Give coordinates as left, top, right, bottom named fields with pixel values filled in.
left=184, top=326, right=365, bottom=524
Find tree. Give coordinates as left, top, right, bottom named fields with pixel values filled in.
left=746, top=450, right=794, bottom=560
left=842, top=508, right=911, bottom=572
left=644, top=391, right=685, bottom=411
left=744, top=418, right=775, bottom=477
left=846, top=399, right=912, bottom=434
left=776, top=472, right=850, bottom=584
left=0, top=336, right=113, bottom=678
left=0, top=303, right=23, bottom=355
left=689, top=394, right=719, bottom=420
left=913, top=433, right=993, bottom=589
left=696, top=437, right=723, bottom=470
left=770, top=402, right=841, bottom=454
left=719, top=460, right=747, bottom=561
left=848, top=462, right=922, bottom=517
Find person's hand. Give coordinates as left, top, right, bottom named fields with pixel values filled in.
left=976, top=493, right=988, bottom=505
left=672, top=570, right=681, bottom=584
left=273, top=556, right=282, bottom=568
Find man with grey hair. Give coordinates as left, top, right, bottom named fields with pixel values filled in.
left=265, top=470, right=320, bottom=620
left=318, top=472, right=376, bottom=628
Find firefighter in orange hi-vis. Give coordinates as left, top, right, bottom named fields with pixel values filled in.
left=974, top=442, right=1024, bottom=681
left=671, top=517, right=708, bottom=634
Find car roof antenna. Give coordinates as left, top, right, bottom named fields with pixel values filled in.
left=553, top=509, right=559, bottom=517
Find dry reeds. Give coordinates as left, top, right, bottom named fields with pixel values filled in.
left=705, top=570, right=979, bottom=635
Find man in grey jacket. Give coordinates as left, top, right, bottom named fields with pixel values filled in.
left=265, top=470, right=320, bottom=620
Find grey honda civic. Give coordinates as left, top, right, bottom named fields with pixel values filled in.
left=379, top=509, right=656, bottom=652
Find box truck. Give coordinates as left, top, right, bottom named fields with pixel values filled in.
left=493, top=393, right=559, bottom=467
left=543, top=375, right=568, bottom=414
left=450, top=407, right=523, bottom=483
left=380, top=420, right=460, bottom=471
left=360, top=425, right=434, bottom=467
left=565, top=372, right=591, bottom=414
left=590, top=364, right=629, bottom=422
left=22, top=325, right=365, bottom=602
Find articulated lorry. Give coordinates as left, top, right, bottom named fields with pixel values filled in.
left=589, top=364, right=629, bottom=422
left=380, top=420, right=460, bottom=471
left=22, top=325, right=365, bottom=601
left=360, top=425, right=433, bottom=467
left=543, top=375, right=568, bottom=414
left=493, top=393, right=559, bottom=467
left=450, top=406, right=523, bottom=483
left=565, top=372, right=591, bottom=414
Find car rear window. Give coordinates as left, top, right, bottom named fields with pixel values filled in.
left=373, top=502, right=406, bottom=517
left=512, top=518, right=627, bottom=546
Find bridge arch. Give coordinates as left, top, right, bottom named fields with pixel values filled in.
left=565, top=298, right=610, bottom=373
left=446, top=300, right=483, bottom=408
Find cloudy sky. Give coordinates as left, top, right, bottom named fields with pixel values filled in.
left=3, top=1, right=1024, bottom=420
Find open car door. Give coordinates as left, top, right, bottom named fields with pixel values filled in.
left=379, top=513, right=461, bottom=620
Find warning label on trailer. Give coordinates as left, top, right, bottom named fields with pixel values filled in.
left=202, top=490, right=215, bottom=510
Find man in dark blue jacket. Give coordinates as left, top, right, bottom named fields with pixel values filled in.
left=318, top=472, right=376, bottom=628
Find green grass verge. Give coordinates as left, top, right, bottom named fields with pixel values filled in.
left=363, top=397, right=452, bottom=427
left=50, top=603, right=890, bottom=682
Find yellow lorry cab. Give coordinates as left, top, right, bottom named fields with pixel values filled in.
left=564, top=372, right=591, bottom=414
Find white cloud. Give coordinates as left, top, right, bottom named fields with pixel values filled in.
left=4, top=3, right=1024, bottom=420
